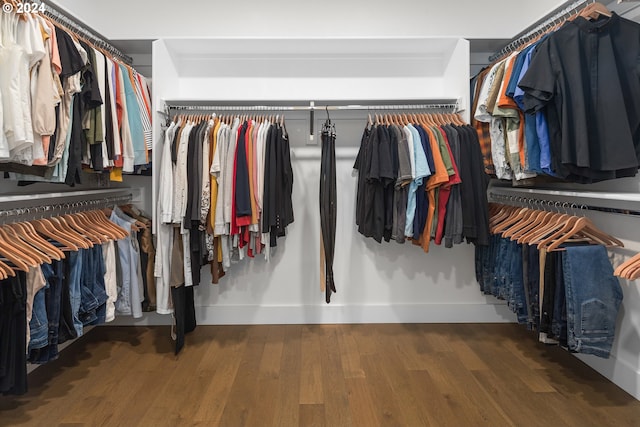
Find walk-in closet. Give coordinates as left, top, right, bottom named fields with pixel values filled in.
left=2, top=1, right=640, bottom=426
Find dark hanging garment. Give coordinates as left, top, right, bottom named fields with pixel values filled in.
left=0, top=272, right=28, bottom=396
left=320, top=117, right=337, bottom=303
left=171, top=286, right=196, bottom=356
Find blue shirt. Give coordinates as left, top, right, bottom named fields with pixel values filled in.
left=404, top=125, right=431, bottom=237
left=120, top=64, right=146, bottom=166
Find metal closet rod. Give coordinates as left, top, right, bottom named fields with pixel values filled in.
left=0, top=194, right=133, bottom=222
left=489, top=192, right=640, bottom=217
left=488, top=0, right=589, bottom=62
left=167, top=103, right=459, bottom=112
left=36, top=1, right=134, bottom=65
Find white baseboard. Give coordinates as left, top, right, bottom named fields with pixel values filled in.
left=108, top=302, right=515, bottom=326
left=575, top=353, right=640, bottom=400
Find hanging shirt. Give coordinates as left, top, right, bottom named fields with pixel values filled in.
left=519, top=13, right=640, bottom=182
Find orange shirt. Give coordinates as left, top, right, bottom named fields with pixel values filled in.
left=497, top=56, right=527, bottom=168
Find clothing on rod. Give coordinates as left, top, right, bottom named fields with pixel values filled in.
left=319, top=117, right=337, bottom=303
left=471, top=11, right=640, bottom=183
left=0, top=9, right=152, bottom=186
left=479, top=202, right=624, bottom=358
left=0, top=205, right=153, bottom=395
left=154, top=113, right=295, bottom=343
left=353, top=113, right=490, bottom=251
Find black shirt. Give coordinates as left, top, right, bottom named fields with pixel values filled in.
left=519, top=13, right=640, bottom=181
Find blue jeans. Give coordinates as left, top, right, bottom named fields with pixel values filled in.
left=28, top=280, right=49, bottom=352
left=552, top=253, right=567, bottom=346
left=30, top=260, right=64, bottom=364
left=527, top=245, right=540, bottom=329
left=79, top=246, right=108, bottom=326
left=562, top=245, right=623, bottom=358
left=67, top=249, right=84, bottom=337
left=505, top=240, right=527, bottom=324
left=493, top=237, right=512, bottom=299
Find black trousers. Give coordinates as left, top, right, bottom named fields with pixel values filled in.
left=0, top=272, right=27, bottom=395
left=320, top=129, right=337, bottom=303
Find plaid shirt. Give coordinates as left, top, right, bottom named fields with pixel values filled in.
left=471, top=68, right=495, bottom=176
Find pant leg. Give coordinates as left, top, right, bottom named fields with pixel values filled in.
left=67, top=249, right=84, bottom=337
left=58, top=255, right=78, bottom=345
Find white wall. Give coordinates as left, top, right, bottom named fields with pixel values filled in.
left=50, top=0, right=640, bottom=401
left=142, top=36, right=508, bottom=325
left=50, top=0, right=565, bottom=40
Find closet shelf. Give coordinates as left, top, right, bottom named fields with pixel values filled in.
left=489, top=186, right=640, bottom=211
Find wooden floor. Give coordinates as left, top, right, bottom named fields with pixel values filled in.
left=2, top=324, right=640, bottom=427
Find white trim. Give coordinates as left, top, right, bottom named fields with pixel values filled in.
left=575, top=353, right=640, bottom=401
left=108, top=303, right=514, bottom=326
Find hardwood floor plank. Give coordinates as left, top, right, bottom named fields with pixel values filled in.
left=345, top=377, right=381, bottom=427
left=217, top=326, right=269, bottom=427
left=359, top=353, right=409, bottom=427
left=2, top=324, right=640, bottom=427
left=337, top=325, right=366, bottom=379
left=299, top=403, right=326, bottom=427
left=299, top=325, right=324, bottom=405
left=191, top=325, right=250, bottom=426
left=318, top=326, right=352, bottom=427
left=258, top=325, right=285, bottom=380
left=271, top=325, right=302, bottom=427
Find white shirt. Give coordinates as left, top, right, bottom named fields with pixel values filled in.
left=102, top=240, right=118, bottom=322
left=212, top=123, right=228, bottom=236
left=158, top=121, right=177, bottom=224
left=173, top=122, right=193, bottom=224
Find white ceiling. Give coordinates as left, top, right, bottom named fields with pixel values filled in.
left=48, top=0, right=640, bottom=71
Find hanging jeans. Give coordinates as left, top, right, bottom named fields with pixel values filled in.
left=320, top=127, right=337, bottom=303
left=30, top=260, right=65, bottom=364
left=562, top=245, right=623, bottom=358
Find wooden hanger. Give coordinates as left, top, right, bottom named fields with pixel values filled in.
left=91, top=209, right=130, bottom=239
left=51, top=217, right=93, bottom=249
left=490, top=205, right=519, bottom=233
left=514, top=210, right=555, bottom=243
left=541, top=214, right=622, bottom=252
left=0, top=241, right=31, bottom=272
left=0, top=258, right=15, bottom=278
left=0, top=228, right=38, bottom=269
left=615, top=252, right=640, bottom=278
left=63, top=213, right=108, bottom=244
left=501, top=208, right=540, bottom=238
left=579, top=2, right=611, bottom=20
left=0, top=225, right=49, bottom=265
left=493, top=207, right=530, bottom=235
left=7, top=222, right=65, bottom=261
left=32, top=218, right=80, bottom=251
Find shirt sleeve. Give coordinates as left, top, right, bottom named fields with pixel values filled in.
left=517, top=39, right=556, bottom=114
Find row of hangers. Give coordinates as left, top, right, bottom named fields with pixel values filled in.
left=492, top=1, right=612, bottom=63
left=0, top=0, right=134, bottom=67
left=0, top=207, right=147, bottom=279
left=172, top=113, right=287, bottom=127
left=614, top=253, right=640, bottom=280
left=368, top=112, right=466, bottom=127
left=489, top=202, right=623, bottom=252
